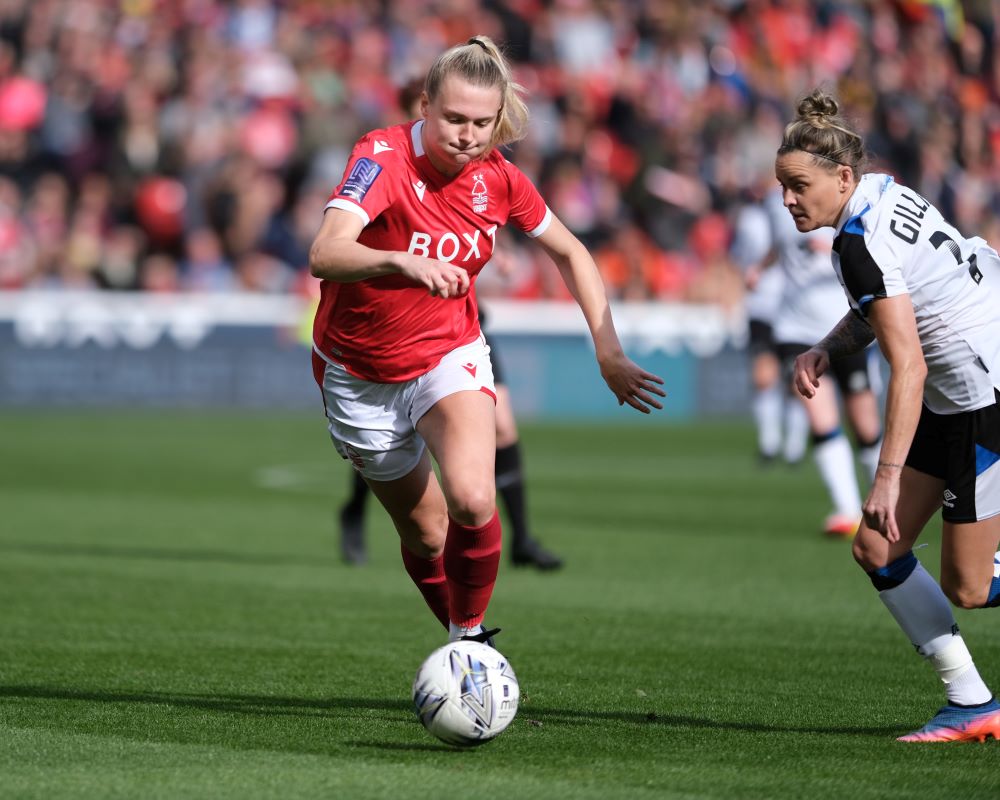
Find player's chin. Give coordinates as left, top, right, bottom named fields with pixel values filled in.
left=452, top=147, right=484, bottom=162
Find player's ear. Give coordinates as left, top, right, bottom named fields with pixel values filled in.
left=419, top=91, right=430, bottom=119
left=837, top=164, right=854, bottom=192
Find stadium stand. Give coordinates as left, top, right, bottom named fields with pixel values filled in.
left=0, top=0, right=996, bottom=304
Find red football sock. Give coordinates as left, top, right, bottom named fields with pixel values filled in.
left=400, top=544, right=449, bottom=630
left=443, top=509, right=502, bottom=628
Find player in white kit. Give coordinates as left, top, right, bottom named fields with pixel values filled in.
left=760, top=189, right=884, bottom=536
left=731, top=197, right=809, bottom=467
left=779, top=89, right=1000, bottom=742
left=309, top=36, right=664, bottom=646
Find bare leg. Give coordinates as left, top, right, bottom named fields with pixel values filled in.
left=417, top=390, right=497, bottom=526
left=365, top=451, right=449, bottom=557
left=940, top=516, right=1000, bottom=608
left=844, top=388, right=883, bottom=484
left=852, top=467, right=943, bottom=570
left=800, top=375, right=862, bottom=531
left=418, top=390, right=503, bottom=631
left=365, top=451, right=451, bottom=628
left=844, top=389, right=882, bottom=446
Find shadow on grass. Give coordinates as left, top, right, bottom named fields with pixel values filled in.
left=0, top=541, right=338, bottom=569
left=345, top=741, right=462, bottom=753
left=0, top=684, right=901, bottom=738
left=0, top=684, right=456, bottom=753
left=0, top=684, right=408, bottom=718
left=524, top=705, right=903, bottom=737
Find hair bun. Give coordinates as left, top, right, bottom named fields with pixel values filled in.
left=797, top=89, right=839, bottom=123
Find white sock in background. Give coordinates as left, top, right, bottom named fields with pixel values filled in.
left=813, top=433, right=862, bottom=517
left=783, top=399, right=810, bottom=464
left=752, top=384, right=783, bottom=458
left=857, top=442, right=880, bottom=485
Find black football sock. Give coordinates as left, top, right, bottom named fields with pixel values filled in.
left=342, top=470, right=369, bottom=516
left=495, top=443, right=529, bottom=550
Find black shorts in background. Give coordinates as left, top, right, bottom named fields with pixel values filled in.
left=748, top=319, right=776, bottom=358
left=777, top=342, right=874, bottom=396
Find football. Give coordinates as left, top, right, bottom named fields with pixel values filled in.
left=412, top=640, right=519, bottom=747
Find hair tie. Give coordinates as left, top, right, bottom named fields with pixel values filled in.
left=468, top=38, right=490, bottom=53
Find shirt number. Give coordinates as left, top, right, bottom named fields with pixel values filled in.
left=930, top=231, right=982, bottom=285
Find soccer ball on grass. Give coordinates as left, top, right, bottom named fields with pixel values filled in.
left=412, top=640, right=519, bottom=747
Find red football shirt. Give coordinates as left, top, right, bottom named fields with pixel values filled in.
left=313, top=120, right=551, bottom=382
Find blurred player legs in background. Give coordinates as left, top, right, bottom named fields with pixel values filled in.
left=745, top=276, right=809, bottom=467
left=741, top=186, right=883, bottom=537
left=731, top=191, right=809, bottom=467
left=778, top=342, right=883, bottom=535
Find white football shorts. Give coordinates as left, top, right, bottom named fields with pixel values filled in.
left=314, top=335, right=496, bottom=481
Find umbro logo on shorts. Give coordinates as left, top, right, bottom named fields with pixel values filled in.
left=943, top=489, right=957, bottom=508
left=462, top=363, right=478, bottom=378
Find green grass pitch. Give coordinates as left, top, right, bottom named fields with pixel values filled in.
left=1, top=411, right=998, bottom=798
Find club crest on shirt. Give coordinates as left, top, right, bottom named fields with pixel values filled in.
left=339, top=158, right=382, bottom=203
left=471, top=173, right=488, bottom=213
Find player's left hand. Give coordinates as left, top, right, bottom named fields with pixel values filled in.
left=862, top=470, right=902, bottom=542
left=793, top=347, right=830, bottom=399
left=599, top=353, right=665, bottom=414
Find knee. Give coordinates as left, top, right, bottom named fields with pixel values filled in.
left=447, top=483, right=496, bottom=527
left=852, top=536, right=880, bottom=572
left=404, top=538, right=444, bottom=559
left=853, top=422, right=882, bottom=449
left=394, top=510, right=447, bottom=557
left=853, top=529, right=923, bottom=583
left=941, top=579, right=989, bottom=610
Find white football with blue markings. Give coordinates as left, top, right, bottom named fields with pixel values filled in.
left=412, top=640, right=519, bottom=747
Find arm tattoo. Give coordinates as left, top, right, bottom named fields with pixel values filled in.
left=817, top=311, right=875, bottom=359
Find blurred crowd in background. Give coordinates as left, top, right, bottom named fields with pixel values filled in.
left=1, top=0, right=998, bottom=307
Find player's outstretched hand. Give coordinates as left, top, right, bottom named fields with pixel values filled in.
left=599, top=353, right=665, bottom=414
left=793, top=347, right=830, bottom=399
left=399, top=254, right=471, bottom=299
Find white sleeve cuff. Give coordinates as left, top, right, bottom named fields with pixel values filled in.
left=325, top=198, right=370, bottom=227
left=526, top=207, right=552, bottom=238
